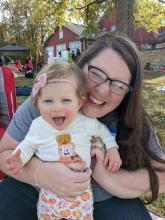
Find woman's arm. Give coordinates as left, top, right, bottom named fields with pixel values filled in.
left=92, top=156, right=165, bottom=199
left=0, top=132, right=91, bottom=197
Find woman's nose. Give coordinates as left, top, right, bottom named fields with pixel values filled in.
left=96, top=80, right=111, bottom=96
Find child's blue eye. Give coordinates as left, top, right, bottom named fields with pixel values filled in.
left=63, top=99, right=71, bottom=102
left=44, top=99, right=53, bottom=103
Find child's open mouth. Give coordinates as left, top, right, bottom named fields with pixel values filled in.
left=53, top=117, right=66, bottom=126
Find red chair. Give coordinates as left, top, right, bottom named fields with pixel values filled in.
left=0, top=66, right=17, bottom=179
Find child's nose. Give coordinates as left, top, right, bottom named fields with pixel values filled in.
left=53, top=102, right=63, bottom=111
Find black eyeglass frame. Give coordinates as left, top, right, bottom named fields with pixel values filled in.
left=88, top=65, right=133, bottom=93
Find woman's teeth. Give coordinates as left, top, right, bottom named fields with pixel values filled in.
left=89, top=95, right=104, bottom=105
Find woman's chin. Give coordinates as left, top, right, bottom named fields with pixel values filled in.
left=82, top=103, right=105, bottom=118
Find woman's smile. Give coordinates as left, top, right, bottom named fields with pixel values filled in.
left=89, top=94, right=105, bottom=105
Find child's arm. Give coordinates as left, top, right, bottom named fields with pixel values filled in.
left=6, top=149, right=23, bottom=174
left=6, top=139, right=36, bottom=174
left=92, top=120, right=122, bottom=173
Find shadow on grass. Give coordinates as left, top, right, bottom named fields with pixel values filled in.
left=144, top=71, right=165, bottom=80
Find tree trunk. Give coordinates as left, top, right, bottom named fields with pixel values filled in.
left=115, top=0, right=135, bottom=39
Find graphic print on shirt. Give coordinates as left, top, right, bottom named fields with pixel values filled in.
left=56, top=134, right=83, bottom=163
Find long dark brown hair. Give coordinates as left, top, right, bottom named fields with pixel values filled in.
left=77, top=32, right=165, bottom=203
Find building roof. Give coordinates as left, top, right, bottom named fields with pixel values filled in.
left=0, top=43, right=30, bottom=55
left=65, top=23, right=85, bottom=35
left=43, top=23, right=85, bottom=46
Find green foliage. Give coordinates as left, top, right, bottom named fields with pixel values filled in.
left=0, top=0, right=165, bottom=62
left=134, top=0, right=165, bottom=32
left=0, top=0, right=58, bottom=61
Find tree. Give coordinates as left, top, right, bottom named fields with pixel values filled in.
left=0, top=0, right=164, bottom=64
left=0, top=0, right=58, bottom=64
left=134, top=0, right=165, bottom=33
left=48, top=0, right=112, bottom=38
left=115, top=0, right=135, bottom=38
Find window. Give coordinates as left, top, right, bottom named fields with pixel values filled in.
left=45, top=46, right=54, bottom=63
left=111, top=25, right=116, bottom=32
left=56, top=44, right=66, bottom=56
left=69, top=41, right=81, bottom=53
left=59, top=30, right=63, bottom=39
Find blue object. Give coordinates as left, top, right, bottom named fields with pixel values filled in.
left=16, top=87, right=32, bottom=96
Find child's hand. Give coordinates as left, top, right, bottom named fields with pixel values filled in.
left=6, top=149, right=23, bottom=174
left=103, top=147, right=122, bottom=173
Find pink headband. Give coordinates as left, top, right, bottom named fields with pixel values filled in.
left=32, top=73, right=77, bottom=97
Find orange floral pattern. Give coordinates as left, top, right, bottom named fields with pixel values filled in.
left=37, top=187, right=93, bottom=219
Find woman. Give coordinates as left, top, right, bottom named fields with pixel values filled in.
left=0, top=32, right=165, bottom=220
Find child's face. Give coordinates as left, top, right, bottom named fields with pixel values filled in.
left=37, top=79, right=83, bottom=131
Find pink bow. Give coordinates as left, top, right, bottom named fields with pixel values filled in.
left=32, top=74, right=47, bottom=97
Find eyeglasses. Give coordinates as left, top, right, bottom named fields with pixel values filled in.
left=88, top=65, right=132, bottom=95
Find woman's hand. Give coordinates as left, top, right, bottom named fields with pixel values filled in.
left=38, top=161, right=91, bottom=198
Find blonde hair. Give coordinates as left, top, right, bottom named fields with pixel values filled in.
left=32, top=61, right=86, bottom=105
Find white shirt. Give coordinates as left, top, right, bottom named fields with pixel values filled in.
left=14, top=112, right=118, bottom=168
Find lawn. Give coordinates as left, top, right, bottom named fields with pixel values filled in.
left=15, top=70, right=165, bottom=216
left=142, top=70, right=165, bottom=217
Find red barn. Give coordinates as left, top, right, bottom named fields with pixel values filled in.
left=98, top=8, right=165, bottom=50
left=43, top=23, right=94, bottom=63
left=44, top=9, right=165, bottom=63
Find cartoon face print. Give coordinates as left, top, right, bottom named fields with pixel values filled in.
left=59, top=144, right=75, bottom=159
left=56, top=134, right=83, bottom=163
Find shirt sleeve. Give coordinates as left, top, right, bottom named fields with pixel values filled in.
left=149, top=127, right=164, bottom=158
left=12, top=118, right=40, bottom=165
left=92, top=119, right=118, bottom=150
left=7, top=96, right=40, bottom=142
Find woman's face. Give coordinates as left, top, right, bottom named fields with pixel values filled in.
left=82, top=48, right=132, bottom=118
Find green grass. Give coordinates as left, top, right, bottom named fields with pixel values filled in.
left=143, top=70, right=165, bottom=217
left=15, top=70, right=165, bottom=216
left=143, top=71, right=165, bottom=150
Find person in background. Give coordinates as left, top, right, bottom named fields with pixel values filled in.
left=67, top=48, right=72, bottom=62
left=58, top=51, right=62, bottom=58
left=0, top=57, right=11, bottom=128
left=15, top=60, right=22, bottom=72
left=71, top=50, right=76, bottom=62
left=0, top=33, right=165, bottom=220
left=75, top=48, right=81, bottom=62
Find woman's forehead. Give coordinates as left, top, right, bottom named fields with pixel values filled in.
left=89, top=48, right=131, bottom=82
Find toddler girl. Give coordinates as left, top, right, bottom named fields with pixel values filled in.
left=6, top=61, right=121, bottom=220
